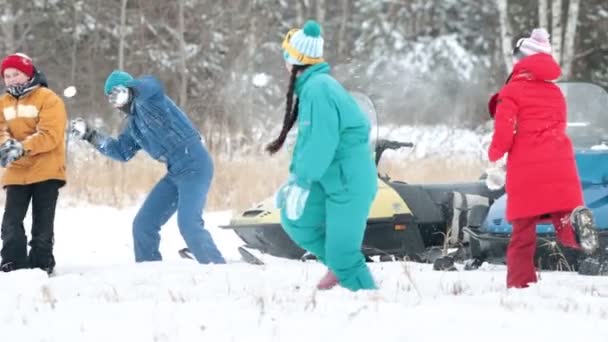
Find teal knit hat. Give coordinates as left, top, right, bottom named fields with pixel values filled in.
left=282, top=20, right=324, bottom=66
left=104, top=70, right=134, bottom=95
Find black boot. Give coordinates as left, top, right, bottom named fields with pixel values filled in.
left=433, top=255, right=457, bottom=271
left=29, top=247, right=56, bottom=275
left=1, top=261, right=23, bottom=272
left=578, top=254, right=608, bottom=276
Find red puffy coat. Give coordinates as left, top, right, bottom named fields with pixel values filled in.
left=488, top=53, right=583, bottom=221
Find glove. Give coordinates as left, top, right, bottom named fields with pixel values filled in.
left=69, top=118, right=95, bottom=141
left=485, top=161, right=506, bottom=190
left=274, top=174, right=297, bottom=209
left=108, top=85, right=132, bottom=108
left=0, top=139, right=25, bottom=167
left=284, top=181, right=311, bottom=221
left=488, top=93, right=499, bottom=119
left=274, top=183, right=290, bottom=209
left=285, top=185, right=310, bottom=220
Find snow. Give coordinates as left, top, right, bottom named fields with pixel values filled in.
left=2, top=206, right=608, bottom=341
left=63, top=86, right=77, bottom=98
left=376, top=124, right=492, bottom=160
left=252, top=73, right=270, bottom=88
left=363, top=34, right=484, bottom=82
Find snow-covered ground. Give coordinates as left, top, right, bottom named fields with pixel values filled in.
left=1, top=206, right=608, bottom=341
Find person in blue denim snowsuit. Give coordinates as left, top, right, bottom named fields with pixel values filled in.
left=69, top=71, right=225, bottom=264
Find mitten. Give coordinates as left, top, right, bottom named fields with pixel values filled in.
left=0, top=139, right=24, bottom=167
left=69, top=117, right=96, bottom=142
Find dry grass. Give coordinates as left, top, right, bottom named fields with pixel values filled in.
left=61, top=150, right=290, bottom=211
left=63, top=152, right=166, bottom=208
left=206, top=153, right=289, bottom=211
left=0, top=149, right=484, bottom=211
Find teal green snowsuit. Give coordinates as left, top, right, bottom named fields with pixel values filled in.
left=281, top=62, right=378, bottom=291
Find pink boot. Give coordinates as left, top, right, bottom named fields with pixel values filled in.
left=316, top=269, right=339, bottom=290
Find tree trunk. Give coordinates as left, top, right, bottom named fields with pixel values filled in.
left=315, top=0, right=325, bottom=23
left=245, top=2, right=257, bottom=118
left=297, top=0, right=309, bottom=24
left=70, top=2, right=80, bottom=85
left=561, top=0, right=580, bottom=79
left=118, top=0, right=128, bottom=70
left=551, top=0, right=563, bottom=64
left=177, top=0, right=188, bottom=108
left=246, top=1, right=257, bottom=73
left=136, top=0, right=147, bottom=76
left=336, top=0, right=350, bottom=60
left=538, top=0, right=549, bottom=30
left=0, top=6, right=16, bottom=52
left=496, top=0, right=513, bottom=73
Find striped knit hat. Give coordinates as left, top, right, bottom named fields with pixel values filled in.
left=282, top=20, right=324, bottom=66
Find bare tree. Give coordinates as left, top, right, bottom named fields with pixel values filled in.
left=551, top=0, right=563, bottom=64
left=177, top=0, right=188, bottom=107
left=538, top=0, right=549, bottom=30
left=561, top=0, right=580, bottom=79
left=0, top=6, right=16, bottom=52
left=298, top=0, right=311, bottom=23
left=315, top=0, right=326, bottom=23
left=118, top=0, right=128, bottom=70
left=0, top=4, right=32, bottom=53
left=70, top=2, right=81, bottom=85
left=337, top=0, right=350, bottom=60
left=497, top=0, right=514, bottom=72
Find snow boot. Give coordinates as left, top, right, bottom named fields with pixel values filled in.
left=464, top=257, right=485, bottom=271
left=433, top=255, right=457, bottom=271
left=571, top=206, right=600, bottom=255
left=0, top=260, right=28, bottom=272
left=0, top=262, right=16, bottom=272
left=578, top=256, right=608, bottom=276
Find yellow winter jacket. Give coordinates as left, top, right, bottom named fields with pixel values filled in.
left=0, top=86, right=67, bottom=186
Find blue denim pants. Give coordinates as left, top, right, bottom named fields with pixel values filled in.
left=132, top=140, right=226, bottom=264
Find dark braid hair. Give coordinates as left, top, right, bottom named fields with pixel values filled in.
left=266, top=64, right=309, bottom=154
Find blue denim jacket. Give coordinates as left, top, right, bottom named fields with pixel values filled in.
left=92, top=76, right=203, bottom=165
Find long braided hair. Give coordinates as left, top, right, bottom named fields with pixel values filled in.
left=266, top=64, right=309, bottom=154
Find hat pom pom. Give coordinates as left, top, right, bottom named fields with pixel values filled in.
left=530, top=28, right=550, bottom=43
left=303, top=20, right=322, bottom=37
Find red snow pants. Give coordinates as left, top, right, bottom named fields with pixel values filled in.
left=507, top=211, right=580, bottom=288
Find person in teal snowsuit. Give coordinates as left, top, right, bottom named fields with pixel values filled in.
left=268, top=20, right=378, bottom=291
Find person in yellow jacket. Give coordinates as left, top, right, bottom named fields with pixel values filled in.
left=0, top=53, right=67, bottom=274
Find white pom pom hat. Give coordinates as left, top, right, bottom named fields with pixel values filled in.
left=513, top=28, right=552, bottom=60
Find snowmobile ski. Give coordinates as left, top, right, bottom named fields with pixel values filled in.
left=178, top=247, right=194, bottom=260
left=237, top=246, right=265, bottom=265
left=177, top=246, right=265, bottom=265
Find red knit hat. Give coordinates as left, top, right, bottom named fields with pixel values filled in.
left=1, top=53, right=35, bottom=78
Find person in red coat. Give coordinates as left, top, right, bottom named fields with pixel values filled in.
left=488, top=28, right=599, bottom=288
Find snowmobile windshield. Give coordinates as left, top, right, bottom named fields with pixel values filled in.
left=560, top=82, right=608, bottom=149
left=351, top=91, right=379, bottom=154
